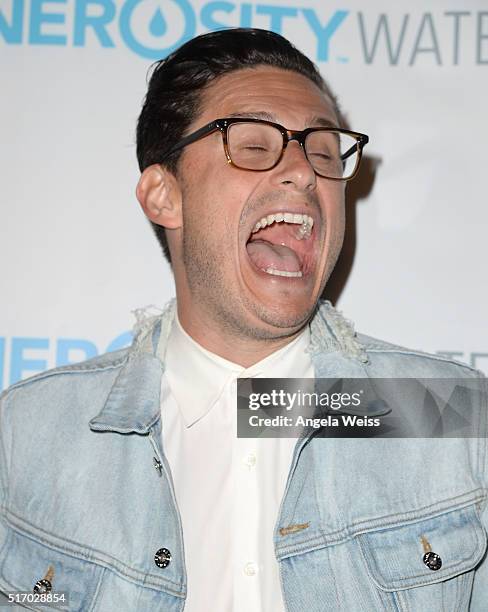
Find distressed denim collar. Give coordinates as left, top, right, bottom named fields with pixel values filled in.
left=89, top=299, right=368, bottom=434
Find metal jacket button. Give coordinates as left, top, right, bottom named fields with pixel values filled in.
left=153, top=457, right=162, bottom=476
left=421, top=536, right=442, bottom=571
left=423, top=551, right=442, bottom=571
left=33, top=566, right=54, bottom=594
left=33, top=578, right=52, bottom=594
left=154, top=548, right=171, bottom=568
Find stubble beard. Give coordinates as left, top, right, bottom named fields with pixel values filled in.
left=182, top=226, right=316, bottom=343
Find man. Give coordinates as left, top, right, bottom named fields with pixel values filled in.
left=0, top=28, right=487, bottom=612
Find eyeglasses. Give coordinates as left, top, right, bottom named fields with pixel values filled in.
left=162, top=117, right=369, bottom=181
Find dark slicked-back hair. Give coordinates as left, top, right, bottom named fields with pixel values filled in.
left=136, top=28, right=341, bottom=263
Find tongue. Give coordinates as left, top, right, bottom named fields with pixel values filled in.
left=246, top=240, right=302, bottom=273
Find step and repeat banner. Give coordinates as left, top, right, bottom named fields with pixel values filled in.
left=1, top=0, right=487, bottom=390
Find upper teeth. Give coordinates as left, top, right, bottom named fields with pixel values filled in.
left=251, top=212, right=314, bottom=234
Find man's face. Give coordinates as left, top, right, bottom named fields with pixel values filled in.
left=171, top=66, right=346, bottom=341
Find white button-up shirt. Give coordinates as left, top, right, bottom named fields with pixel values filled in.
left=158, top=315, right=313, bottom=611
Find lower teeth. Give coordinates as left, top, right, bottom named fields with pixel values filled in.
left=263, top=268, right=303, bottom=278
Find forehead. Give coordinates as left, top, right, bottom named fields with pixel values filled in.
left=196, top=66, right=339, bottom=129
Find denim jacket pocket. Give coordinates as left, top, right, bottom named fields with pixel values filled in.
left=0, top=526, right=104, bottom=611
left=0, top=523, right=186, bottom=612
left=357, top=503, right=487, bottom=611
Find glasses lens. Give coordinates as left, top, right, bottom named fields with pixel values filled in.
left=305, top=131, right=359, bottom=179
left=227, top=122, right=283, bottom=170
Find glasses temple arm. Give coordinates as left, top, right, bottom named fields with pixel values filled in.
left=163, top=121, right=220, bottom=159
left=341, top=143, right=360, bottom=162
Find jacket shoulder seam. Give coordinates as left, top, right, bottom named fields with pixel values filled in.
left=0, top=355, right=128, bottom=397
left=364, top=347, right=481, bottom=374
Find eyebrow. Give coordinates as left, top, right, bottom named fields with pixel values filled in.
left=309, top=115, right=339, bottom=129
left=227, top=111, right=339, bottom=129
left=227, top=111, right=276, bottom=121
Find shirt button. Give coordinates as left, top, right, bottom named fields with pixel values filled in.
left=243, top=452, right=257, bottom=469
left=154, top=548, right=171, bottom=568
left=243, top=561, right=258, bottom=576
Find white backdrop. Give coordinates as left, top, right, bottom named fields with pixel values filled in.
left=1, top=0, right=487, bottom=390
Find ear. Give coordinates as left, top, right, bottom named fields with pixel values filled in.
left=136, top=164, right=182, bottom=229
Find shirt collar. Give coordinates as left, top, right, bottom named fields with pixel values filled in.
left=161, top=313, right=311, bottom=428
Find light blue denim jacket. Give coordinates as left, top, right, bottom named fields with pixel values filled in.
left=1, top=300, right=487, bottom=611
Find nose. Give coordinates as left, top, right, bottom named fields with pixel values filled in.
left=270, top=140, right=317, bottom=192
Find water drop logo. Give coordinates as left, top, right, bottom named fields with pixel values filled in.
left=120, top=0, right=196, bottom=60
left=149, top=8, right=168, bottom=37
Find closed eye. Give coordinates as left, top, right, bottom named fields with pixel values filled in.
left=244, top=145, right=270, bottom=150
left=308, top=152, right=332, bottom=160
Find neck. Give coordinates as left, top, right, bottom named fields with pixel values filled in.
left=176, top=305, right=305, bottom=368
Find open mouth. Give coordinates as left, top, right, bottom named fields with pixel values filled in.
left=245, top=211, right=318, bottom=279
